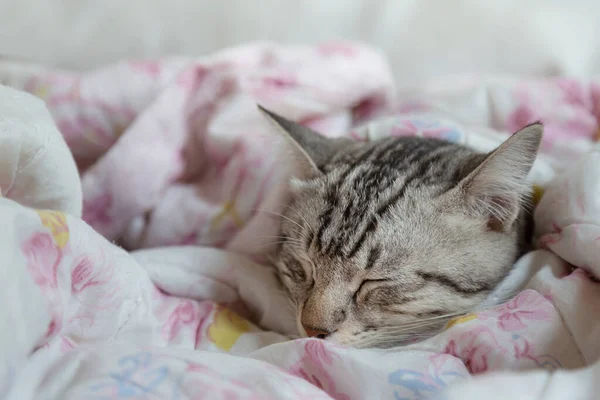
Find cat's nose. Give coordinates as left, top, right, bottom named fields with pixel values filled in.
left=303, top=324, right=331, bottom=339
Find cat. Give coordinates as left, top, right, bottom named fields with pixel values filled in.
left=259, top=106, right=542, bottom=348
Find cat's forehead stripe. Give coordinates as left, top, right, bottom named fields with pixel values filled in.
left=315, top=137, right=470, bottom=259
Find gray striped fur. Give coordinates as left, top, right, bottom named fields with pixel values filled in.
left=260, top=106, right=542, bottom=348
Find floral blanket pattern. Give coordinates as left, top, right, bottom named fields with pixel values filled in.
left=1, top=42, right=600, bottom=399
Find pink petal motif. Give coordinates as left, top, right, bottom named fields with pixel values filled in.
left=497, top=313, right=527, bottom=331
left=162, top=301, right=201, bottom=342
left=254, top=71, right=299, bottom=100
left=352, top=96, right=384, bottom=122
left=60, top=336, right=76, bottom=353
left=176, top=65, right=210, bottom=89
left=390, top=120, right=455, bottom=139
left=82, top=192, right=112, bottom=228
left=556, top=78, right=586, bottom=107
left=21, top=232, right=62, bottom=290
left=507, top=103, right=536, bottom=133
left=129, top=60, right=162, bottom=77
left=391, top=120, right=419, bottom=136
left=71, top=255, right=94, bottom=292
left=478, top=290, right=553, bottom=332
left=262, top=74, right=298, bottom=89
left=305, top=340, right=336, bottom=367
left=71, top=253, right=115, bottom=294
left=443, top=326, right=503, bottom=374
left=180, top=232, right=198, bottom=245
left=317, top=42, right=359, bottom=57
left=45, top=318, right=59, bottom=339
left=288, top=341, right=350, bottom=400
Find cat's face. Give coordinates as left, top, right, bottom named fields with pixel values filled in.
left=261, top=107, right=542, bottom=348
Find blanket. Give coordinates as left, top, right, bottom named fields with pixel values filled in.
left=2, top=42, right=600, bottom=400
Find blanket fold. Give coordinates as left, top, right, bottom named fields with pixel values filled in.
left=2, top=42, right=600, bottom=400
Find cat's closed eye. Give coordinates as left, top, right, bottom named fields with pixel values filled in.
left=354, top=279, right=391, bottom=303
left=281, top=256, right=308, bottom=283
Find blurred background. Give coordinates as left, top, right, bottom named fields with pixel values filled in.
left=2, top=0, right=600, bottom=85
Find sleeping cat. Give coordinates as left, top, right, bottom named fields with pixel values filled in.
left=260, top=106, right=542, bottom=348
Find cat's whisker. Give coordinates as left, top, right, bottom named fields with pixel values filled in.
left=260, top=235, right=305, bottom=244
left=379, top=299, right=517, bottom=335
left=350, top=330, right=438, bottom=348
left=260, top=241, right=299, bottom=248
left=259, top=236, right=305, bottom=247
left=252, top=209, right=306, bottom=233
left=379, top=313, right=475, bottom=334
left=350, top=336, right=414, bottom=349
left=284, top=204, right=315, bottom=235
left=385, top=312, right=464, bottom=328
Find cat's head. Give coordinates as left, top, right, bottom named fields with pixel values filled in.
left=260, top=106, right=542, bottom=348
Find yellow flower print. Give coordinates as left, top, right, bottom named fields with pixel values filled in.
left=32, top=84, right=50, bottom=100
left=211, top=200, right=244, bottom=229
left=36, top=210, right=69, bottom=249
left=532, top=184, right=544, bottom=207
left=445, top=314, right=477, bottom=330
left=208, top=306, right=251, bottom=351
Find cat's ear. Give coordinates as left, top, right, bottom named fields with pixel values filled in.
left=258, top=105, right=343, bottom=177
left=459, top=123, right=543, bottom=231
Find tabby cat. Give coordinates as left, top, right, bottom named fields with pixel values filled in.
left=260, top=106, right=542, bottom=348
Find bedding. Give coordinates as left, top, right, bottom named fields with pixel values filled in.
left=1, top=42, right=600, bottom=399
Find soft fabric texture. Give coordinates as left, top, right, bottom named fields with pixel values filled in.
left=3, top=1, right=600, bottom=84
left=1, top=42, right=600, bottom=399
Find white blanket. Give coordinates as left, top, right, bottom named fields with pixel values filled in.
left=3, top=45, right=600, bottom=399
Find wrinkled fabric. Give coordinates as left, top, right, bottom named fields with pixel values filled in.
left=2, top=43, right=600, bottom=400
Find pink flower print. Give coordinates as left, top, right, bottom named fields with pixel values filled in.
left=180, top=362, right=259, bottom=399
left=60, top=336, right=76, bottom=353
left=289, top=340, right=350, bottom=400
left=428, top=352, right=467, bottom=375
left=291, top=365, right=350, bottom=400
left=252, top=70, right=299, bottom=101
left=21, top=232, right=62, bottom=290
left=82, top=192, right=112, bottom=228
left=129, top=60, right=162, bottom=77
left=564, top=268, right=592, bottom=282
left=71, top=255, right=95, bottom=293
left=194, top=301, right=216, bottom=348
left=262, top=73, right=298, bottom=90
left=176, top=65, right=210, bottom=89
left=45, top=318, right=60, bottom=339
left=352, top=96, right=384, bottom=122
left=391, top=119, right=456, bottom=139
left=512, top=335, right=536, bottom=362
left=537, top=222, right=563, bottom=249
left=551, top=223, right=563, bottom=235
left=556, top=116, right=596, bottom=141
left=556, top=78, right=586, bottom=107
left=162, top=301, right=199, bottom=342
left=180, top=232, right=198, bottom=245
left=304, top=339, right=336, bottom=367
left=506, top=103, right=536, bottom=133
left=396, top=101, right=429, bottom=115
left=443, top=326, right=503, bottom=374
left=478, top=290, right=553, bottom=332
left=71, top=254, right=114, bottom=294
left=317, top=42, right=358, bottom=57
